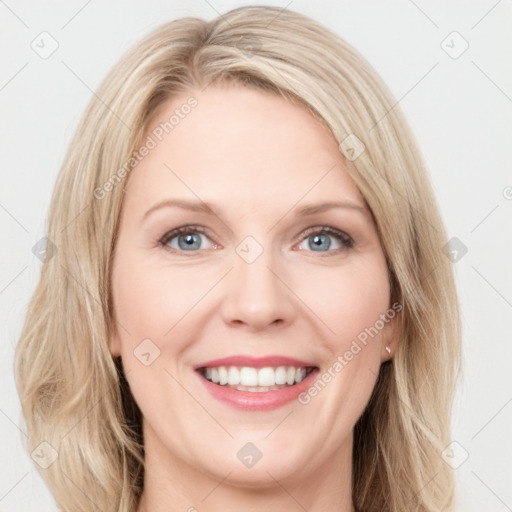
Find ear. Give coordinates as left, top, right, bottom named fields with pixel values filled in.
left=380, top=308, right=401, bottom=362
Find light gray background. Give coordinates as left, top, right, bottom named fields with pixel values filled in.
left=1, top=1, right=511, bottom=510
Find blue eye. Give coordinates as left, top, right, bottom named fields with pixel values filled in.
left=161, top=227, right=214, bottom=251
left=160, top=225, right=353, bottom=254
left=298, top=227, right=353, bottom=253
left=305, top=233, right=333, bottom=251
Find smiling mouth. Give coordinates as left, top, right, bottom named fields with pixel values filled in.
left=198, top=365, right=317, bottom=392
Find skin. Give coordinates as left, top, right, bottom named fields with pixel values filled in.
left=109, top=81, right=399, bottom=512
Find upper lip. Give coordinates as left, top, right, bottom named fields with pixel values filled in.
left=194, top=355, right=318, bottom=370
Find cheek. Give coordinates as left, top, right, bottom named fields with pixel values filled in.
left=298, top=256, right=390, bottom=408
left=302, top=256, right=391, bottom=347
left=299, top=256, right=391, bottom=414
left=112, top=247, right=391, bottom=362
left=110, top=256, right=206, bottom=421
left=112, top=254, right=214, bottom=346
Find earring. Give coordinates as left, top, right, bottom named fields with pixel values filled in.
left=385, top=346, right=391, bottom=354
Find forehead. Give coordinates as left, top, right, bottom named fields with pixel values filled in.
left=123, top=82, right=365, bottom=214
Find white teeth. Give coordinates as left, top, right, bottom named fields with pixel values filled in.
left=275, top=366, right=287, bottom=385
left=286, top=367, right=296, bottom=385
left=233, top=384, right=285, bottom=392
left=218, top=367, right=228, bottom=385
left=240, top=367, right=258, bottom=386
left=258, top=367, right=275, bottom=387
left=295, top=367, right=307, bottom=383
left=202, top=365, right=313, bottom=389
left=227, top=366, right=240, bottom=386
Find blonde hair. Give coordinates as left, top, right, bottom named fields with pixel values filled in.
left=15, top=5, right=461, bottom=512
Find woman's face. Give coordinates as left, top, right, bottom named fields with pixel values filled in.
left=110, top=82, right=398, bottom=489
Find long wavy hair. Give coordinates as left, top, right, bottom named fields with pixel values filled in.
left=14, top=5, right=461, bottom=511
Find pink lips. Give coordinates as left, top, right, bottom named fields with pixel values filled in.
left=194, top=354, right=317, bottom=370
left=194, top=354, right=319, bottom=412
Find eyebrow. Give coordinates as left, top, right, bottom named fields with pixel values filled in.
left=141, top=198, right=369, bottom=223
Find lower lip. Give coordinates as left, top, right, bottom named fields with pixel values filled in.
left=196, top=369, right=319, bottom=411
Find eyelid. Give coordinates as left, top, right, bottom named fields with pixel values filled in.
left=160, top=225, right=210, bottom=244
left=160, top=225, right=220, bottom=250
left=297, top=225, right=353, bottom=244
left=158, top=224, right=354, bottom=253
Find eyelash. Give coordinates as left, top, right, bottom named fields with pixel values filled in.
left=159, top=225, right=354, bottom=255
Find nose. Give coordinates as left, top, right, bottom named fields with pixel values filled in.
left=219, top=250, right=298, bottom=332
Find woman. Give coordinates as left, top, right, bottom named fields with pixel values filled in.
left=15, top=5, right=461, bottom=512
